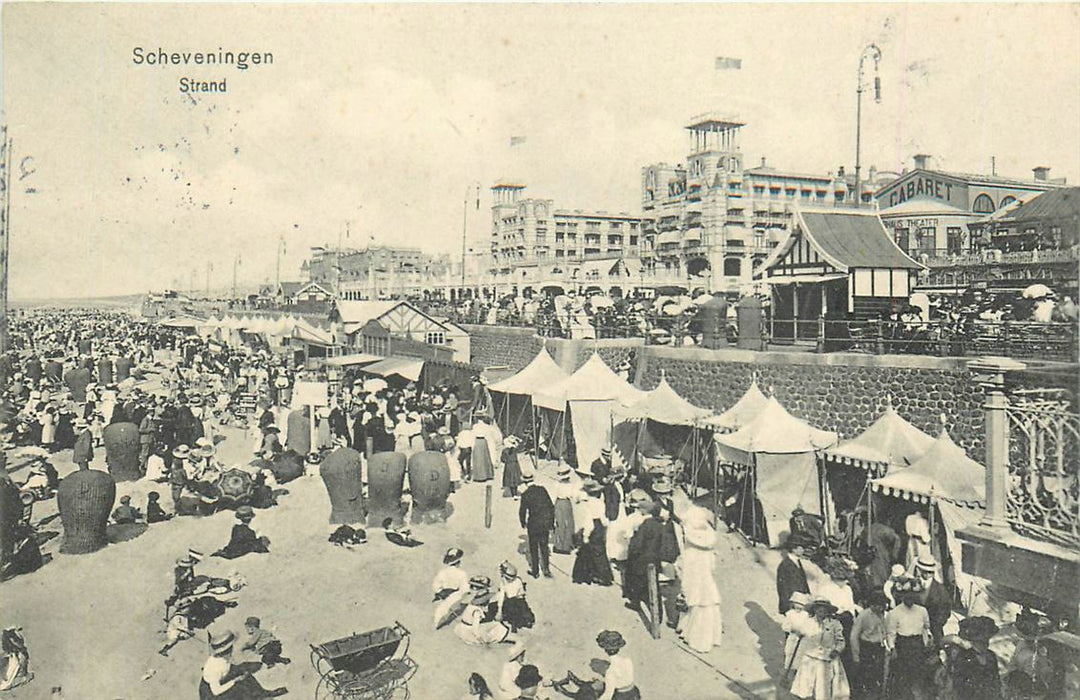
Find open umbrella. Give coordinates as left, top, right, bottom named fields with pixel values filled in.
left=363, top=377, right=388, bottom=393
left=216, top=468, right=255, bottom=504
left=1023, top=283, right=1053, bottom=299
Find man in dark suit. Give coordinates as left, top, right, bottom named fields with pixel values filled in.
left=519, top=474, right=555, bottom=579
left=915, top=553, right=951, bottom=646
left=776, top=536, right=810, bottom=614
left=624, top=499, right=665, bottom=617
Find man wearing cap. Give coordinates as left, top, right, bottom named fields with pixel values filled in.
left=519, top=473, right=555, bottom=579
left=913, top=553, right=950, bottom=647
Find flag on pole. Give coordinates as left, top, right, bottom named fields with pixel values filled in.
left=715, top=57, right=742, bottom=70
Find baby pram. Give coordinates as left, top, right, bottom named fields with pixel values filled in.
left=310, top=622, right=417, bottom=700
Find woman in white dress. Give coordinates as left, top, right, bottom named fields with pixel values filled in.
left=790, top=598, right=851, bottom=700
left=677, top=507, right=723, bottom=653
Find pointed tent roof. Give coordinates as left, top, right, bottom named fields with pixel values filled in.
left=825, top=406, right=936, bottom=472
left=870, top=429, right=985, bottom=507
left=619, top=375, right=712, bottom=426
left=489, top=348, right=569, bottom=397
left=715, top=397, right=837, bottom=458
left=533, top=353, right=645, bottom=411
left=702, top=380, right=769, bottom=432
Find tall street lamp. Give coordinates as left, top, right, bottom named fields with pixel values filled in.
left=461, top=181, right=480, bottom=291
left=854, top=44, right=882, bottom=208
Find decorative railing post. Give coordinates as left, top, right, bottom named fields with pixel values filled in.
left=969, top=357, right=1026, bottom=531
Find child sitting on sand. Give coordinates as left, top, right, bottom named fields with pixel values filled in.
left=111, top=495, right=142, bottom=524
left=241, top=617, right=291, bottom=668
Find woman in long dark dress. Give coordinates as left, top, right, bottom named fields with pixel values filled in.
left=501, top=437, right=523, bottom=497
left=572, top=481, right=613, bottom=586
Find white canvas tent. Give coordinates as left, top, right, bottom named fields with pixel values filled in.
left=715, top=397, right=838, bottom=546
left=488, top=348, right=570, bottom=448
left=821, top=406, right=936, bottom=531
left=613, top=374, right=713, bottom=485
left=870, top=429, right=987, bottom=604
left=701, top=380, right=769, bottom=433
left=532, top=353, right=645, bottom=470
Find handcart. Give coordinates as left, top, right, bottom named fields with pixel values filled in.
left=311, top=622, right=418, bottom=700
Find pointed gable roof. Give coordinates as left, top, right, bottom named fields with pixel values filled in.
left=702, top=380, right=769, bottom=432
left=825, top=406, right=937, bottom=472
left=871, top=429, right=985, bottom=506
left=489, top=348, right=569, bottom=397
left=715, top=397, right=838, bottom=456
left=533, top=353, right=645, bottom=410
left=619, top=375, right=712, bottom=425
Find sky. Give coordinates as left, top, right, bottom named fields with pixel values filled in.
left=3, top=2, right=1079, bottom=299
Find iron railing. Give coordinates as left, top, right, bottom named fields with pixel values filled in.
left=1004, top=404, right=1080, bottom=548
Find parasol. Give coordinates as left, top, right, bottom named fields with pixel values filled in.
left=216, top=468, right=255, bottom=504
left=363, top=378, right=388, bottom=393
left=1023, top=283, right=1053, bottom=299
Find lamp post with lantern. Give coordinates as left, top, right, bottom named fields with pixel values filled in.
left=853, top=44, right=882, bottom=208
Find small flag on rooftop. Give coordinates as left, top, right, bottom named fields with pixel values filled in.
left=510, top=135, right=526, bottom=147
left=715, top=57, right=742, bottom=70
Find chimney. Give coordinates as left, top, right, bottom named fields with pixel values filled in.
left=1033, top=166, right=1051, bottom=182
left=760, top=156, right=767, bottom=167
left=913, top=154, right=932, bottom=170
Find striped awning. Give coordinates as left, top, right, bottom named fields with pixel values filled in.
left=362, top=356, right=425, bottom=382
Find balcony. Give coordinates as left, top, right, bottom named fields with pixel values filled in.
left=916, top=246, right=1080, bottom=268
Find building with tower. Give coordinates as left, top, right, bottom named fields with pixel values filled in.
left=639, top=113, right=885, bottom=296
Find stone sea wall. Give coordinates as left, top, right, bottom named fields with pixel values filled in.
left=463, top=325, right=1076, bottom=459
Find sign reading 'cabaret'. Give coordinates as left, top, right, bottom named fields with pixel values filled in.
left=885, top=176, right=957, bottom=207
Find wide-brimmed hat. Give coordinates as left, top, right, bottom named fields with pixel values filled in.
left=581, top=478, right=604, bottom=495
left=915, top=553, right=937, bottom=572
left=437, top=426, right=450, bottom=436
left=890, top=564, right=907, bottom=578
left=805, top=597, right=839, bottom=616
left=172, top=445, right=191, bottom=460
left=504, top=435, right=520, bottom=448
left=599, top=447, right=611, bottom=459
left=959, top=616, right=999, bottom=643
left=175, top=548, right=204, bottom=567
left=469, top=575, right=491, bottom=590
left=195, top=437, right=214, bottom=449
left=789, top=592, right=811, bottom=609
left=893, top=576, right=925, bottom=595
left=515, top=664, right=542, bottom=689
left=556, top=464, right=572, bottom=481
left=305, top=452, right=321, bottom=464
left=596, top=630, right=626, bottom=653
left=507, top=641, right=527, bottom=661
left=521, top=473, right=534, bottom=483
left=443, top=547, right=464, bottom=565
left=651, top=477, right=673, bottom=495
left=208, top=629, right=235, bottom=656
left=198, top=444, right=216, bottom=458
left=499, top=561, right=518, bottom=578
left=235, top=505, right=255, bottom=521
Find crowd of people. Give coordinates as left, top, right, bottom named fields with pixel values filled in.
left=1, top=306, right=1074, bottom=699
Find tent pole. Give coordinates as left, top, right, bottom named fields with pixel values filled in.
left=530, top=403, right=538, bottom=469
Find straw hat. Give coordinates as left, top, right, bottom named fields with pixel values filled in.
left=507, top=641, right=527, bottom=661
left=890, top=564, right=907, bottom=578
left=581, top=478, right=604, bottom=495
left=499, top=561, right=518, bottom=578
left=443, top=547, right=464, bottom=566
left=195, top=437, right=214, bottom=449
left=915, top=553, right=937, bottom=573
left=789, top=592, right=811, bottom=609
left=556, top=464, right=572, bottom=481
left=235, top=505, right=255, bottom=521
left=172, top=445, right=191, bottom=460
left=208, top=629, right=235, bottom=656
left=651, top=476, right=673, bottom=495
left=599, top=447, right=611, bottom=459
left=469, top=575, right=491, bottom=591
